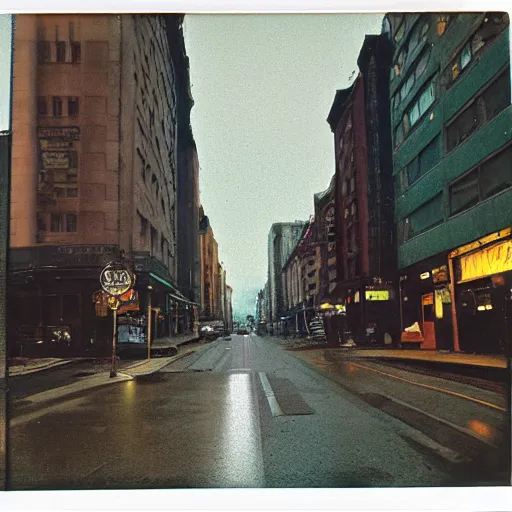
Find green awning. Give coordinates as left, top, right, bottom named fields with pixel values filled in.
left=149, top=272, right=178, bottom=292
left=149, top=272, right=197, bottom=306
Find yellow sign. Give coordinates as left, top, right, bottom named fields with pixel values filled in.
left=365, top=290, right=390, bottom=301
left=458, top=239, right=512, bottom=283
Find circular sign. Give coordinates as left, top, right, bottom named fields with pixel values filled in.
left=100, top=262, right=134, bottom=297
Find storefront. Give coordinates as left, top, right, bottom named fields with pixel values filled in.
left=449, top=228, right=512, bottom=354
left=332, top=278, right=398, bottom=346
left=398, top=252, right=453, bottom=350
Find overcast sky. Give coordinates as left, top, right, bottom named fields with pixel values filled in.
left=0, top=14, right=12, bottom=131
left=183, top=13, right=384, bottom=315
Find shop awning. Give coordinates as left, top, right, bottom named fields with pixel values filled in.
left=149, top=272, right=197, bottom=306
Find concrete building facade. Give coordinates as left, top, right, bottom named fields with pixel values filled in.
left=8, top=14, right=196, bottom=357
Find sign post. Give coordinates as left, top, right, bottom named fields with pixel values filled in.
left=100, top=261, right=134, bottom=378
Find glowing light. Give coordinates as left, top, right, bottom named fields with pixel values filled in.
left=365, top=290, right=390, bottom=301
left=420, top=272, right=430, bottom=280
left=477, top=306, right=486, bottom=311
left=468, top=419, right=495, bottom=440
left=485, top=304, right=493, bottom=310
left=320, top=303, right=333, bottom=310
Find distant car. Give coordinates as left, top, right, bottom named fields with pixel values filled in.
left=236, top=329, right=249, bottom=335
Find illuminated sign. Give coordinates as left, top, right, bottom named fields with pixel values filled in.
left=365, top=290, right=390, bottom=301
left=458, top=239, right=512, bottom=283
left=420, top=272, right=430, bottom=280
left=100, top=262, right=134, bottom=297
left=432, top=265, right=448, bottom=283
left=320, top=302, right=333, bottom=310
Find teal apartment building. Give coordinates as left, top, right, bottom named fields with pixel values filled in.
left=385, top=13, right=511, bottom=353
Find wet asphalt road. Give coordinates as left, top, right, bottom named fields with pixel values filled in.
left=8, top=333, right=502, bottom=489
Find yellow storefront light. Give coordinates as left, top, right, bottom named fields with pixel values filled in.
left=485, top=304, right=493, bottom=310
left=365, top=290, right=390, bottom=301
left=477, top=305, right=486, bottom=311
left=320, top=302, right=333, bottom=310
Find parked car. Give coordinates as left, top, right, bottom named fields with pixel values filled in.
left=236, top=328, right=249, bottom=335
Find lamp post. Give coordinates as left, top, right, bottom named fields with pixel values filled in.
left=147, top=285, right=153, bottom=360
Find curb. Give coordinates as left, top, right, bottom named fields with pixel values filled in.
left=126, top=350, right=196, bottom=377
left=8, top=359, right=76, bottom=377
left=323, top=349, right=508, bottom=370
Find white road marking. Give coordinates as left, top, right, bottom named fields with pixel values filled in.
left=258, top=372, right=284, bottom=417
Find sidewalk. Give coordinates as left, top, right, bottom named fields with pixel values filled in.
left=8, top=358, right=77, bottom=377
left=323, top=348, right=508, bottom=369
left=8, top=332, right=201, bottom=377
left=268, top=335, right=508, bottom=370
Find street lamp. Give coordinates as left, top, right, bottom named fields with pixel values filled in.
left=147, top=285, right=153, bottom=360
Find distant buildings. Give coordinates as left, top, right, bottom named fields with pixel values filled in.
left=266, top=221, right=307, bottom=329
left=198, top=206, right=233, bottom=329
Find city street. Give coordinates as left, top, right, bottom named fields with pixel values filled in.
left=8, top=333, right=508, bottom=489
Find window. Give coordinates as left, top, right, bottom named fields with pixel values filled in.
left=68, top=96, right=79, bottom=116
left=37, top=96, right=48, bottom=116
left=450, top=169, right=479, bottom=215
left=480, top=147, right=512, bottom=200
left=67, top=187, right=78, bottom=197
left=50, top=214, right=62, bottom=232
left=394, top=19, right=405, bottom=43
left=71, top=42, right=81, bottom=63
left=446, top=13, right=509, bottom=85
left=418, top=136, right=441, bottom=175
left=68, top=152, right=78, bottom=169
left=55, top=41, right=66, bottom=62
left=446, top=71, right=510, bottom=153
left=52, top=96, right=63, bottom=116
left=409, top=194, right=444, bottom=238
left=138, top=212, right=148, bottom=238
left=407, top=158, right=421, bottom=184
left=395, top=77, right=437, bottom=146
left=36, top=213, right=46, bottom=232
left=394, top=168, right=409, bottom=196
left=449, top=146, right=512, bottom=216
left=66, top=214, right=77, bottom=232
left=50, top=213, right=77, bottom=232
left=150, top=226, right=158, bottom=255
left=38, top=41, right=50, bottom=63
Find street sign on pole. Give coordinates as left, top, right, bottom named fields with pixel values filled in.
left=100, top=261, right=134, bottom=378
